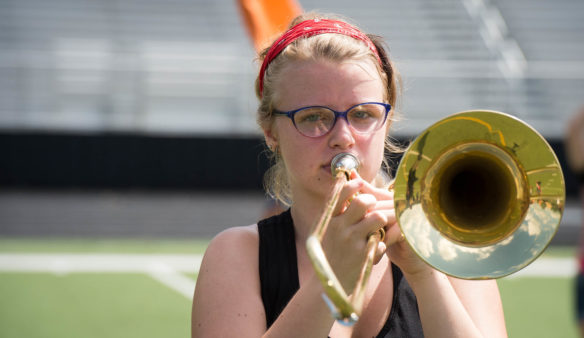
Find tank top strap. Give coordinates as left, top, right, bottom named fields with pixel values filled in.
left=257, top=209, right=299, bottom=328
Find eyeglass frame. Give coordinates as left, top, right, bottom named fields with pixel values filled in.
left=272, top=102, right=392, bottom=138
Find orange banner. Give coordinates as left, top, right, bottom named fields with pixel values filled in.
left=237, top=0, right=303, bottom=51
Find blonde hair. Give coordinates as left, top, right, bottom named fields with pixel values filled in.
left=256, top=12, right=403, bottom=206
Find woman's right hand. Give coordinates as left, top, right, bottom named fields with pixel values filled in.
left=319, top=175, right=390, bottom=291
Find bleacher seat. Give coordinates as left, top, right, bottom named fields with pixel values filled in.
left=0, top=0, right=582, bottom=138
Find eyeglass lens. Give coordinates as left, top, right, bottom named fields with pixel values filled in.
left=294, top=103, right=386, bottom=137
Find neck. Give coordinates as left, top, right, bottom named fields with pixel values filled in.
left=290, top=177, right=345, bottom=243
left=289, top=191, right=329, bottom=243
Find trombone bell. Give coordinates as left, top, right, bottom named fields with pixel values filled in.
left=421, top=142, right=529, bottom=247
left=306, top=110, right=566, bottom=326
left=393, top=110, right=565, bottom=279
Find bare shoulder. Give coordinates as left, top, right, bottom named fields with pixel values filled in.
left=207, top=224, right=259, bottom=251
left=192, top=224, right=265, bottom=337
left=200, top=224, right=259, bottom=274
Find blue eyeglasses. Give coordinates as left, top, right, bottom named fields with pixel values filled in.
left=273, top=102, right=391, bottom=138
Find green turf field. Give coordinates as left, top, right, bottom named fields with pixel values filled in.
left=0, top=239, right=579, bottom=337
left=499, top=277, right=578, bottom=338
left=0, top=273, right=192, bottom=338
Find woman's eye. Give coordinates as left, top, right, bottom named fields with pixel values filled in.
left=352, top=110, right=372, bottom=119
left=296, top=109, right=331, bottom=124
left=302, top=113, right=322, bottom=122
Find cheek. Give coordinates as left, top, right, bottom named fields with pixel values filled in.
left=359, top=132, right=387, bottom=180
left=276, top=129, right=313, bottom=172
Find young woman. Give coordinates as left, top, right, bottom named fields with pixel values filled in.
left=192, top=13, right=507, bottom=338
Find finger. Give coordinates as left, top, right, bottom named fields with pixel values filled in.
left=332, top=179, right=365, bottom=215
left=341, top=205, right=395, bottom=246
left=341, top=193, right=378, bottom=225
left=373, top=199, right=394, bottom=211
left=351, top=171, right=393, bottom=201
left=346, top=209, right=389, bottom=246
left=365, top=207, right=395, bottom=239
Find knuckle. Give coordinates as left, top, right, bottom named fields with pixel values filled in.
left=385, top=210, right=396, bottom=221
left=352, top=194, right=376, bottom=208
left=350, top=197, right=368, bottom=210
left=367, top=211, right=387, bottom=225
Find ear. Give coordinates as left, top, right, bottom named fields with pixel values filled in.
left=263, top=124, right=279, bottom=150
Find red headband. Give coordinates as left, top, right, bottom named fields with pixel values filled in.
left=258, top=19, right=382, bottom=97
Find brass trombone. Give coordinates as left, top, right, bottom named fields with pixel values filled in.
left=306, top=110, right=565, bottom=325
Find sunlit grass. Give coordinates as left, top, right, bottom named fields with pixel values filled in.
left=0, top=238, right=579, bottom=337
left=0, top=273, right=191, bottom=338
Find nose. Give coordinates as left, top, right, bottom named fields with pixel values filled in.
left=327, top=117, right=355, bottom=149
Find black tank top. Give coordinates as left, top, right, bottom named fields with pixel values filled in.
left=258, top=209, right=424, bottom=337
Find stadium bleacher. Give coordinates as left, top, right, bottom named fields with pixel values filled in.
left=0, top=0, right=582, bottom=137
left=0, top=0, right=582, bottom=242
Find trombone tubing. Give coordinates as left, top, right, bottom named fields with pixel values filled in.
left=307, top=168, right=383, bottom=324
left=311, top=170, right=349, bottom=241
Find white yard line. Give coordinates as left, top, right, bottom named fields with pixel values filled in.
left=506, top=257, right=578, bottom=279
left=0, top=254, right=578, bottom=298
left=146, top=264, right=197, bottom=300
left=0, top=253, right=202, bottom=299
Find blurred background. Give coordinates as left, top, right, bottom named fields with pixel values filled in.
left=0, top=0, right=582, bottom=239
left=0, top=0, right=583, bottom=337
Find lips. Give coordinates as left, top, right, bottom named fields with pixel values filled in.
left=321, top=163, right=333, bottom=176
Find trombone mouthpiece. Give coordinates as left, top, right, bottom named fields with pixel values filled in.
left=331, top=153, right=360, bottom=177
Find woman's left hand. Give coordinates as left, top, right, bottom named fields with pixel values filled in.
left=383, top=217, right=432, bottom=279
left=351, top=173, right=431, bottom=277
